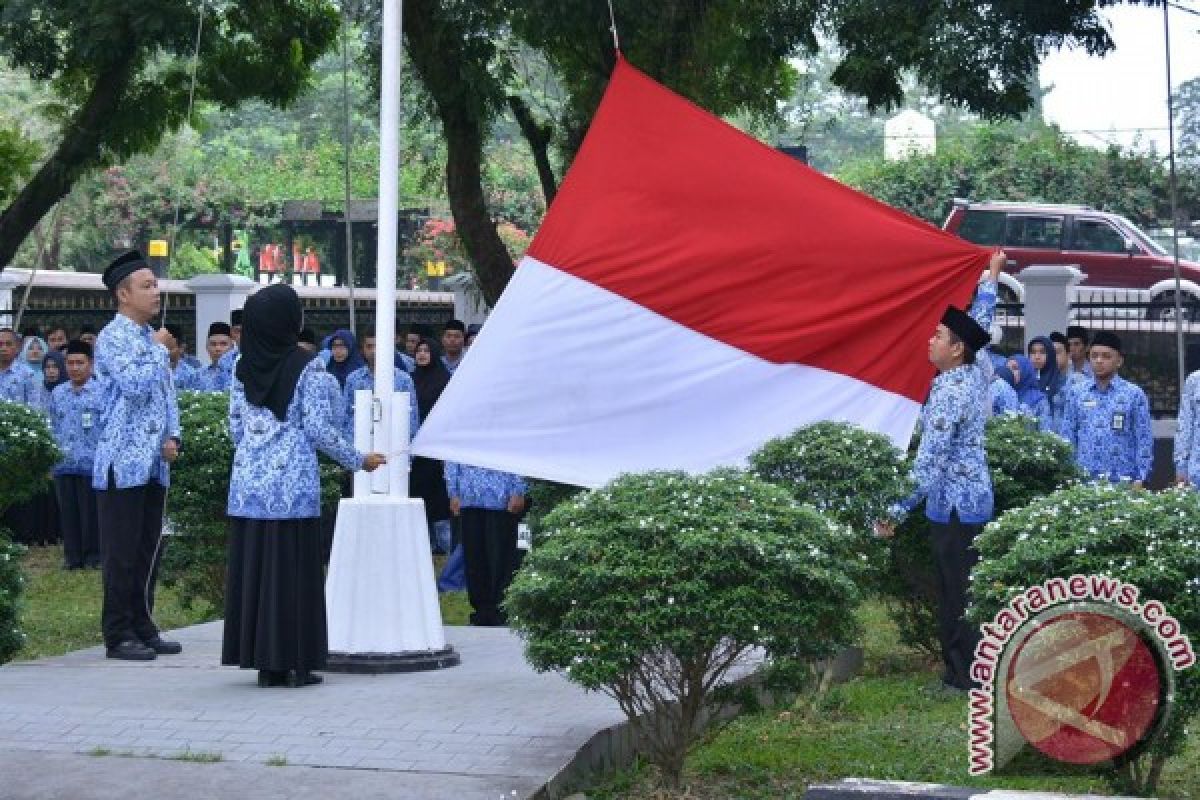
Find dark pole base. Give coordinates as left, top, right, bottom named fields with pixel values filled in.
left=325, top=647, right=461, bottom=674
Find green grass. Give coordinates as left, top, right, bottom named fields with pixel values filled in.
left=17, top=546, right=471, bottom=660
left=16, top=545, right=215, bottom=660
left=586, top=601, right=1200, bottom=799
left=168, top=750, right=223, bottom=763
left=265, top=754, right=288, bottom=767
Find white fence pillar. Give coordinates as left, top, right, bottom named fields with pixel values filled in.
left=186, top=274, right=257, bottom=364
left=1017, top=265, right=1086, bottom=349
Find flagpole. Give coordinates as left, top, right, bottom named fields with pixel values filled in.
left=1163, top=2, right=1187, bottom=400
left=372, top=0, right=405, bottom=496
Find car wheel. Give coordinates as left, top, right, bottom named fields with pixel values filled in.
left=1148, top=291, right=1197, bottom=322
left=997, top=285, right=1020, bottom=306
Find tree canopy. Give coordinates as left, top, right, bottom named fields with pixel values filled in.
left=0, top=0, right=341, bottom=267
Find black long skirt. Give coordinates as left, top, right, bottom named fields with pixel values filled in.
left=221, top=517, right=327, bottom=672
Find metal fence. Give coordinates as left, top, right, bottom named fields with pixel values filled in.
left=993, top=290, right=1195, bottom=418
left=1070, top=288, right=1198, bottom=419
left=7, top=284, right=454, bottom=356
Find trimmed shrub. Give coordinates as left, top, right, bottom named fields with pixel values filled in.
left=970, top=483, right=1200, bottom=795
left=524, top=478, right=584, bottom=544
left=0, top=537, right=25, bottom=663
left=0, top=400, right=61, bottom=664
left=160, top=391, right=233, bottom=613
left=506, top=469, right=864, bottom=788
left=161, top=391, right=343, bottom=612
left=0, top=400, right=63, bottom=512
left=750, top=421, right=913, bottom=579
left=881, top=414, right=1081, bottom=655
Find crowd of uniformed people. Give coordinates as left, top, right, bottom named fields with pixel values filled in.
left=0, top=250, right=526, bottom=688
left=2, top=247, right=1196, bottom=689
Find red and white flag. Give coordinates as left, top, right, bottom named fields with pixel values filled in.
left=412, top=56, right=989, bottom=488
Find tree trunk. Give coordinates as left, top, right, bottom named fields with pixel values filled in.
left=507, top=95, right=557, bottom=207
left=0, top=57, right=137, bottom=270
left=405, top=0, right=514, bottom=307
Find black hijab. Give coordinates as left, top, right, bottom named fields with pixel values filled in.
left=411, top=337, right=451, bottom=422
left=42, top=351, right=67, bottom=392
left=235, top=285, right=314, bottom=421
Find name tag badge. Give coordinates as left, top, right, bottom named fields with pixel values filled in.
left=81, top=411, right=93, bottom=430
left=1082, top=399, right=1098, bottom=409
left=1112, top=412, right=1126, bottom=432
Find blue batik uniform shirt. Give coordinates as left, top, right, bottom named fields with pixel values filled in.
left=445, top=463, right=527, bottom=511
left=893, top=278, right=997, bottom=525
left=92, top=314, right=181, bottom=490
left=341, top=365, right=420, bottom=441
left=990, top=379, right=1018, bottom=416
left=0, top=361, right=38, bottom=405
left=228, top=360, right=364, bottom=519
left=173, top=358, right=203, bottom=391
left=48, top=377, right=104, bottom=477
left=1175, top=371, right=1200, bottom=484
left=1062, top=374, right=1153, bottom=483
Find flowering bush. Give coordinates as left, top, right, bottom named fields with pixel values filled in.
left=506, top=469, right=863, bottom=788
left=882, top=414, right=1081, bottom=655
left=0, top=537, right=25, bottom=664
left=0, top=400, right=63, bottom=512
left=750, top=421, right=913, bottom=580
left=0, top=400, right=61, bottom=664
left=161, top=391, right=342, bottom=612
left=524, top=478, right=584, bottom=545
left=970, top=483, right=1200, bottom=795
left=404, top=216, right=531, bottom=287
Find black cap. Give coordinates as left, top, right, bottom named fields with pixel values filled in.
left=298, top=327, right=317, bottom=346
left=1090, top=331, right=1122, bottom=353
left=1066, top=325, right=1090, bottom=344
left=79, top=323, right=97, bottom=335
left=208, top=322, right=232, bottom=338
left=102, top=250, right=152, bottom=291
left=1049, top=331, right=1068, bottom=347
left=231, top=309, right=244, bottom=326
left=444, top=318, right=466, bottom=333
left=65, top=339, right=93, bottom=358
left=165, top=323, right=184, bottom=343
left=940, top=306, right=990, bottom=353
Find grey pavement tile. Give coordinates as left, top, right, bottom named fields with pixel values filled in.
left=0, top=623, right=636, bottom=800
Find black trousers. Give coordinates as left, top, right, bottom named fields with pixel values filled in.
left=460, top=508, right=519, bottom=626
left=930, top=513, right=983, bottom=690
left=96, top=478, right=166, bottom=648
left=55, top=475, right=100, bottom=568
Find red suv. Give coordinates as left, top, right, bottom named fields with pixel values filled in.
left=943, top=199, right=1200, bottom=316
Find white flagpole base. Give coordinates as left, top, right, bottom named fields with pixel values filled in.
left=324, top=495, right=459, bottom=673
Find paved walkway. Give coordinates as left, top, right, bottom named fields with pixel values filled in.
left=0, top=622, right=627, bottom=799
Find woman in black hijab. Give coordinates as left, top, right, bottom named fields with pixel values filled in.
left=409, top=338, right=453, bottom=553
left=222, top=285, right=386, bottom=688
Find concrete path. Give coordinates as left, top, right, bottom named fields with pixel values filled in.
left=0, top=622, right=627, bottom=799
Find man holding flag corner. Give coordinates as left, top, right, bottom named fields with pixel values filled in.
left=875, top=248, right=1007, bottom=693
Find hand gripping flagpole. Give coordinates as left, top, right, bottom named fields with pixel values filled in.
left=324, top=0, right=458, bottom=673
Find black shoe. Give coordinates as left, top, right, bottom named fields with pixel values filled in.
left=106, top=640, right=157, bottom=661
left=142, top=636, right=183, bottom=655
left=257, top=670, right=287, bottom=688
left=286, top=670, right=323, bottom=687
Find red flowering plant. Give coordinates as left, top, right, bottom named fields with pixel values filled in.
left=404, top=216, right=531, bottom=288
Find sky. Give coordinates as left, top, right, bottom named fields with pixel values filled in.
left=1040, top=1, right=1200, bottom=153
